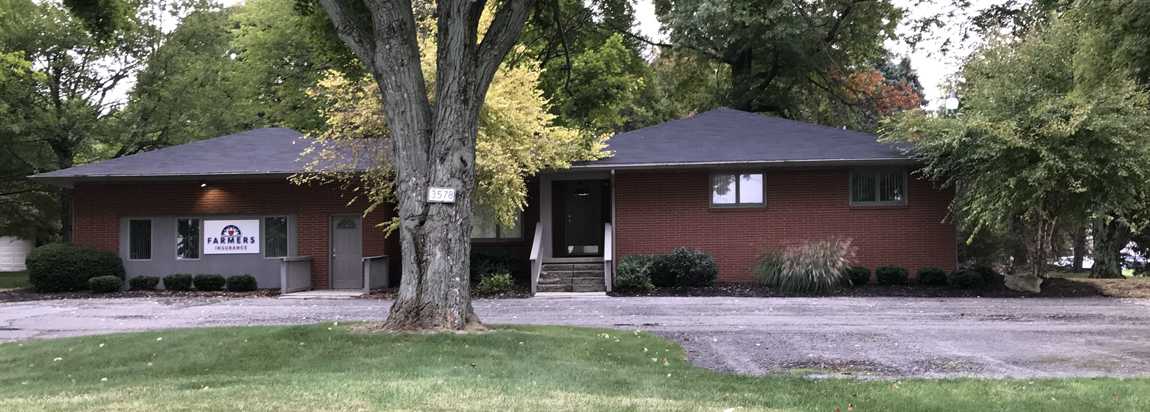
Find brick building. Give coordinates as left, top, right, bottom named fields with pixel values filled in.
left=31, top=108, right=956, bottom=293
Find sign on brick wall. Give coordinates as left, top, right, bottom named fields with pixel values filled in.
left=204, top=220, right=260, bottom=254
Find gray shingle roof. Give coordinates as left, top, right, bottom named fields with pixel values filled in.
left=29, top=128, right=349, bottom=183
left=575, top=108, right=910, bottom=169
left=32, top=108, right=910, bottom=183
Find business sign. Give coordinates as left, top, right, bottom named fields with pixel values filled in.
left=427, top=187, right=456, bottom=204
left=203, top=220, right=260, bottom=254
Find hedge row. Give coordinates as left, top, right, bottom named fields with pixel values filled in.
left=25, top=242, right=260, bottom=293
left=615, top=247, right=718, bottom=291
left=846, top=265, right=1001, bottom=290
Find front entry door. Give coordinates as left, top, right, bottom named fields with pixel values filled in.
left=552, top=180, right=609, bottom=257
left=330, top=215, right=363, bottom=289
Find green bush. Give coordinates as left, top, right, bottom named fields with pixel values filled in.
left=88, top=275, right=122, bottom=293
left=971, top=265, right=1003, bottom=287
left=470, top=249, right=516, bottom=279
left=754, top=239, right=855, bottom=294
left=193, top=274, right=226, bottom=291
left=26, top=243, right=125, bottom=292
left=163, top=274, right=194, bottom=291
left=128, top=276, right=160, bottom=291
left=615, top=255, right=655, bottom=292
left=918, top=267, right=948, bottom=286
left=845, top=266, right=871, bottom=287
left=226, top=274, right=258, bottom=292
left=875, top=266, right=909, bottom=285
left=474, top=272, right=515, bottom=295
left=649, top=247, right=718, bottom=287
left=947, top=269, right=987, bottom=289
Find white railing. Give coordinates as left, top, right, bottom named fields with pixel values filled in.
left=603, top=222, right=613, bottom=292
left=529, top=222, right=543, bottom=295
left=361, top=255, right=389, bottom=292
left=280, top=256, right=313, bottom=294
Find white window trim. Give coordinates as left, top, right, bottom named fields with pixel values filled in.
left=127, top=219, right=153, bottom=261
left=849, top=168, right=909, bottom=206
left=175, top=217, right=202, bottom=261
left=709, top=171, right=766, bottom=208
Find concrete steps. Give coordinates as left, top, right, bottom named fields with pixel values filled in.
left=538, top=262, right=605, bottom=293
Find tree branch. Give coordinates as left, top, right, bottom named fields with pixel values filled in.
left=475, top=0, right=538, bottom=96
left=603, top=23, right=725, bottom=62
left=318, top=0, right=379, bottom=69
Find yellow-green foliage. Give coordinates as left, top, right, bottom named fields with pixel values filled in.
left=295, top=14, right=606, bottom=228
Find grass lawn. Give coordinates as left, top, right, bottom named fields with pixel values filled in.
left=1, top=325, right=1147, bottom=411
left=0, top=271, right=27, bottom=289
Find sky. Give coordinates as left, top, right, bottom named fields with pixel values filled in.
left=213, top=0, right=1005, bottom=110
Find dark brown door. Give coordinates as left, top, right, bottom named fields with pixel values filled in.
left=552, top=180, right=609, bottom=257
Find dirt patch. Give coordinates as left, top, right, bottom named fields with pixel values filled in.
left=610, top=278, right=1150, bottom=299
left=0, top=288, right=279, bottom=303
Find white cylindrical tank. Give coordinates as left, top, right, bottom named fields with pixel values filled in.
left=0, top=236, right=33, bottom=272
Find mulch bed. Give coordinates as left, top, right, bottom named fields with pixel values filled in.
left=359, top=288, right=532, bottom=300
left=610, top=278, right=1150, bottom=299
left=0, top=288, right=279, bottom=303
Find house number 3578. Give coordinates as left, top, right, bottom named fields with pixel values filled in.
left=427, top=187, right=457, bottom=204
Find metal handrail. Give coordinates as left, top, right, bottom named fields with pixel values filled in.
left=529, top=223, right=543, bottom=294
left=603, top=222, right=613, bottom=291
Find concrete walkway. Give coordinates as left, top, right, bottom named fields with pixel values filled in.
left=3, top=295, right=1150, bottom=378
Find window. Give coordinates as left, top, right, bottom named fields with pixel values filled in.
left=471, top=205, right=523, bottom=240
left=851, top=169, right=907, bottom=205
left=711, top=172, right=765, bottom=207
left=264, top=216, right=289, bottom=258
left=176, top=218, right=200, bottom=259
left=128, top=219, right=151, bottom=260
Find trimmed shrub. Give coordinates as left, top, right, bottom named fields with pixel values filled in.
left=128, top=276, right=160, bottom=291
left=89, top=275, right=122, bottom=293
left=845, top=266, right=871, bottom=287
left=474, top=272, right=514, bottom=295
left=755, top=239, right=855, bottom=294
left=163, top=274, right=194, bottom=291
left=971, top=265, right=1003, bottom=287
left=615, top=255, right=655, bottom=292
left=649, top=247, right=718, bottom=287
left=918, top=267, right=948, bottom=286
left=26, top=243, right=125, bottom=292
left=875, top=266, right=909, bottom=285
left=193, top=274, right=226, bottom=291
left=470, top=249, right=516, bottom=279
left=225, top=274, right=258, bottom=292
left=947, top=269, right=987, bottom=289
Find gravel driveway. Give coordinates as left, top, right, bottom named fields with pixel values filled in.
left=3, top=295, right=1150, bottom=378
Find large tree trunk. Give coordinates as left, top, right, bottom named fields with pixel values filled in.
left=319, top=0, right=534, bottom=330
left=1091, top=217, right=1130, bottom=278
left=1006, top=214, right=1055, bottom=293
left=1071, top=225, right=1087, bottom=272
left=49, top=139, right=74, bottom=242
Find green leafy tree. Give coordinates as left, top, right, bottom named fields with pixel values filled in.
left=296, top=23, right=606, bottom=234
left=652, top=0, right=901, bottom=126
left=880, top=14, right=1150, bottom=289
left=0, top=0, right=181, bottom=240
left=517, top=0, right=649, bottom=134
left=104, top=7, right=252, bottom=157
left=0, top=51, right=59, bottom=242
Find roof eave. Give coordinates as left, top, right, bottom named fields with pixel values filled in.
left=26, top=172, right=299, bottom=187
left=569, top=157, right=918, bottom=171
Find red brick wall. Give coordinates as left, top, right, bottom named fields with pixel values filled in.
left=613, top=168, right=956, bottom=282
left=72, top=180, right=397, bottom=289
